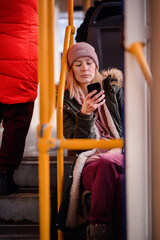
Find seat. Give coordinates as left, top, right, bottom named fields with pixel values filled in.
left=87, top=2, right=123, bottom=71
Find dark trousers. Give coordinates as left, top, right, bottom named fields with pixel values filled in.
left=82, top=153, right=124, bottom=239
left=0, top=102, right=34, bottom=172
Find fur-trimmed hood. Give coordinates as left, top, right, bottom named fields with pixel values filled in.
left=101, top=68, right=123, bottom=88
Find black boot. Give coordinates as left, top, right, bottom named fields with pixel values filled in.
left=0, top=171, right=19, bottom=195
left=87, top=224, right=113, bottom=240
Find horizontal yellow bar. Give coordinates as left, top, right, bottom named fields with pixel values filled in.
left=51, top=138, right=123, bottom=150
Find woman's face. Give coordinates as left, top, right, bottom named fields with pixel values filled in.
left=72, top=57, right=96, bottom=86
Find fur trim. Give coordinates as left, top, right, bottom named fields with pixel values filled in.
left=101, top=68, right=123, bottom=88
left=66, top=148, right=97, bottom=227
left=65, top=125, right=100, bottom=227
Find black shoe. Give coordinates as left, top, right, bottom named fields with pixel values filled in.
left=0, top=171, right=19, bottom=195
left=87, top=223, right=113, bottom=240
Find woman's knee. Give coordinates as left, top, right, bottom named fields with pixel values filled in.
left=95, top=155, right=123, bottom=179
left=98, top=155, right=113, bottom=169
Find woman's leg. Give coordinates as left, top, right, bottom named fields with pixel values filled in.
left=82, top=153, right=124, bottom=225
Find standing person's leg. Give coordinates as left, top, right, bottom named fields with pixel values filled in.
left=81, top=153, right=124, bottom=240
left=0, top=102, right=34, bottom=195
left=0, top=103, right=2, bottom=129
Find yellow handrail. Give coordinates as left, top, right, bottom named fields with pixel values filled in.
left=68, top=0, right=75, bottom=46
left=56, top=25, right=73, bottom=240
left=57, top=26, right=73, bottom=141
left=48, top=0, right=56, bottom=122
left=37, top=0, right=55, bottom=240
left=127, top=42, right=153, bottom=88
left=50, top=138, right=123, bottom=150
left=38, top=0, right=49, bottom=125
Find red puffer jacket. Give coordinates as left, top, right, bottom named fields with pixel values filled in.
left=0, top=0, right=38, bottom=104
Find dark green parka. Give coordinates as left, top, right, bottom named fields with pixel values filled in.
left=63, top=74, right=123, bottom=143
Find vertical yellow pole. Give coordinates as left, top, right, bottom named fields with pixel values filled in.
left=38, top=149, right=50, bottom=240
left=38, top=0, right=51, bottom=239
left=57, top=25, right=72, bottom=240
left=68, top=0, right=74, bottom=45
left=57, top=1, right=74, bottom=239
left=38, top=0, right=49, bottom=124
left=48, top=0, right=56, bottom=121
left=57, top=148, right=64, bottom=240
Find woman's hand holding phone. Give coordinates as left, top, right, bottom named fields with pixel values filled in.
left=81, top=83, right=105, bottom=115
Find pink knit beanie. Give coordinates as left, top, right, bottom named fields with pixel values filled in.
left=67, top=42, right=99, bottom=70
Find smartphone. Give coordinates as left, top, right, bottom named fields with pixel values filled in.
left=87, top=82, right=101, bottom=98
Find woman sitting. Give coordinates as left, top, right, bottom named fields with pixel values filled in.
left=56, top=42, right=124, bottom=240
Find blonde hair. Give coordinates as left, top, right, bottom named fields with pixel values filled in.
left=66, top=67, right=102, bottom=99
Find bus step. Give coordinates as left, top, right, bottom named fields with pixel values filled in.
left=14, top=156, right=76, bottom=188
left=0, top=222, right=39, bottom=240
